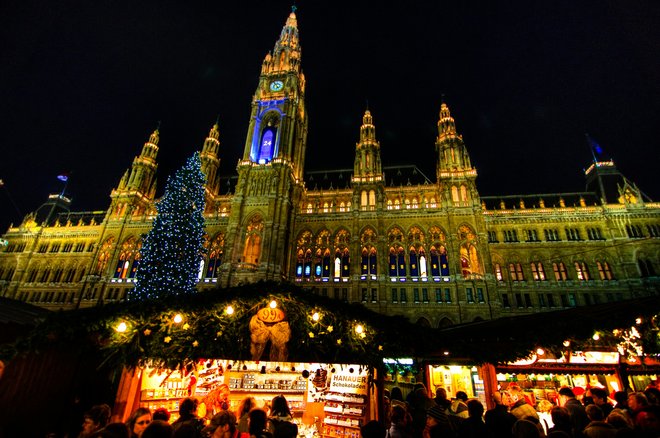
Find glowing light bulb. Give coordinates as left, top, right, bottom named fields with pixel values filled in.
left=269, top=300, right=277, bottom=309
left=173, top=314, right=183, bottom=324
left=115, top=322, right=127, bottom=333
left=593, top=333, right=600, bottom=341
left=355, top=324, right=364, bottom=334
left=312, top=312, right=320, bottom=322
left=536, top=348, right=545, bottom=356
left=563, top=340, right=571, bottom=347
left=636, top=317, right=642, bottom=325
left=226, top=305, right=234, bottom=315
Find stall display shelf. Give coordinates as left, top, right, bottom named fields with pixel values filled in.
left=140, top=388, right=188, bottom=401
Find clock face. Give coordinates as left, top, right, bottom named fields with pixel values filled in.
left=269, top=80, right=284, bottom=92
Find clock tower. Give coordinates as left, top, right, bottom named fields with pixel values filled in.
left=220, top=8, right=308, bottom=286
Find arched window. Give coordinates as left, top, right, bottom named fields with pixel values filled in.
left=341, top=248, right=350, bottom=277
left=575, top=261, right=591, bottom=281
left=369, top=190, right=376, bottom=206
left=296, top=249, right=305, bottom=278
left=553, top=262, right=569, bottom=281
left=531, top=262, right=546, bottom=281
left=460, top=185, right=468, bottom=202
left=113, top=238, right=140, bottom=279
left=509, top=263, right=524, bottom=281
left=494, top=263, right=503, bottom=281
left=304, top=249, right=312, bottom=278
left=96, top=238, right=114, bottom=275
left=206, top=234, right=225, bottom=278
left=597, top=261, right=614, bottom=280
left=334, top=251, right=341, bottom=278
left=419, top=249, right=427, bottom=277
left=361, top=191, right=368, bottom=207
left=409, top=247, right=419, bottom=277
left=452, top=186, right=459, bottom=203
left=322, top=248, right=332, bottom=278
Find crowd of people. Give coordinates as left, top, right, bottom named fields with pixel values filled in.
left=76, top=394, right=300, bottom=438
left=377, top=383, right=660, bottom=438
left=73, top=383, right=660, bottom=438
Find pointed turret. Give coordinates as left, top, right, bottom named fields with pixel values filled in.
left=352, top=109, right=384, bottom=211
left=436, top=103, right=473, bottom=172
left=435, top=102, right=480, bottom=208
left=353, top=109, right=383, bottom=183
left=200, top=120, right=221, bottom=203
left=109, top=126, right=160, bottom=218
left=261, top=8, right=301, bottom=75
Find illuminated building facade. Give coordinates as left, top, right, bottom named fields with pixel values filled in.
left=1, top=10, right=659, bottom=326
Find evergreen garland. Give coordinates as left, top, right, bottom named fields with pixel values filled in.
left=130, top=152, right=206, bottom=301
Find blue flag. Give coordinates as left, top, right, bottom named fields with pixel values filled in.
left=57, top=173, right=69, bottom=182
left=585, top=134, right=605, bottom=160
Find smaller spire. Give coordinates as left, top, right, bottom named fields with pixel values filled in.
left=149, top=121, right=161, bottom=145
left=438, top=102, right=457, bottom=138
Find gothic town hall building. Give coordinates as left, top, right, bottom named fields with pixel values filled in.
left=1, top=11, right=659, bottom=327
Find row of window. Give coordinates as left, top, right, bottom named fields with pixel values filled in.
left=501, top=291, right=625, bottom=309
left=24, top=267, right=85, bottom=284
left=36, top=242, right=94, bottom=254
left=494, top=261, right=614, bottom=282
left=627, top=224, right=660, bottom=238
left=492, top=227, right=605, bottom=243
left=15, top=287, right=129, bottom=304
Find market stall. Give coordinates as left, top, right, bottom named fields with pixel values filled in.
left=495, top=350, right=623, bottom=405
left=134, top=359, right=375, bottom=436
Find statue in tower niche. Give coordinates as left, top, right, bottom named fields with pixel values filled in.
left=249, top=306, right=290, bottom=361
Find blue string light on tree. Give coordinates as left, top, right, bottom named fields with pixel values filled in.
left=130, top=152, right=207, bottom=301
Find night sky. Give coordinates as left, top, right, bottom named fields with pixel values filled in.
left=1, top=1, right=659, bottom=232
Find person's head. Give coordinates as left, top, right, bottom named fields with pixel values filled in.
left=550, top=406, right=571, bottom=427
left=127, top=408, right=152, bottom=437
left=435, top=387, right=447, bottom=400
left=466, top=399, right=483, bottom=418
left=390, top=405, right=408, bottom=425
left=390, top=387, right=404, bottom=402
left=141, top=420, right=174, bottom=438
left=83, top=404, right=112, bottom=435
left=628, top=392, right=649, bottom=411
left=270, top=395, right=292, bottom=417
left=606, top=409, right=633, bottom=429
left=90, top=422, right=130, bottom=438
left=585, top=404, right=604, bottom=421
left=590, top=387, right=608, bottom=406
left=178, top=398, right=199, bottom=418
left=455, top=391, right=468, bottom=402
left=635, top=405, right=660, bottom=434
left=511, top=419, right=542, bottom=438
left=360, top=420, right=385, bottom=438
left=274, top=421, right=299, bottom=438
left=613, top=391, right=628, bottom=405
left=644, top=387, right=660, bottom=405
left=238, top=396, right=257, bottom=416
left=202, top=411, right=237, bottom=438
left=152, top=408, right=170, bottom=423
left=536, top=400, right=553, bottom=413
left=558, top=387, right=575, bottom=406
left=426, top=405, right=447, bottom=427
left=248, top=408, right=268, bottom=435
left=507, top=385, right=524, bottom=403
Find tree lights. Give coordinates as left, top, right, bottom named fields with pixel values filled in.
left=130, top=152, right=206, bottom=301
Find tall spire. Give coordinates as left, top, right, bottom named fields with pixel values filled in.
left=200, top=120, right=221, bottom=202
left=353, top=109, right=383, bottom=182
left=109, top=126, right=160, bottom=218
left=261, top=8, right=301, bottom=75
left=436, top=103, right=472, bottom=172
left=435, top=102, right=480, bottom=207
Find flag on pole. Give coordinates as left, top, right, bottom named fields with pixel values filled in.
left=585, top=133, right=605, bottom=162
left=57, top=172, right=69, bottom=182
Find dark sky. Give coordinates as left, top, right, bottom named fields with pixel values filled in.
left=1, top=1, right=659, bottom=231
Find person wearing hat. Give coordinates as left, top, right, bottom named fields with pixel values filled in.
left=558, top=387, right=589, bottom=437
left=423, top=405, right=456, bottom=438
left=202, top=411, right=240, bottom=438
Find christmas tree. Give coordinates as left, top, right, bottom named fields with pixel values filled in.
left=130, top=152, right=207, bottom=300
